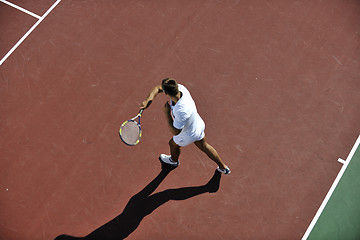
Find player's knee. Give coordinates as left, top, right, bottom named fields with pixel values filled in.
left=169, top=139, right=178, bottom=148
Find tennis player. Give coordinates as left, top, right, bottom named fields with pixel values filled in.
left=141, top=78, right=230, bottom=174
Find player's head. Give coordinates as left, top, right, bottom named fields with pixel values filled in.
left=162, top=78, right=179, bottom=97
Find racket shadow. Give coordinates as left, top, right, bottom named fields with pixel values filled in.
left=54, top=160, right=222, bottom=240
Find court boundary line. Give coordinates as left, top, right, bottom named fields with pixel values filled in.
left=0, top=0, right=62, bottom=66
left=0, top=0, right=41, bottom=19
left=302, top=134, right=360, bottom=240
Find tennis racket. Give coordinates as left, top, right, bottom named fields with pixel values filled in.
left=119, top=109, right=144, bottom=146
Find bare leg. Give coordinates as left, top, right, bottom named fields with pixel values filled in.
left=169, top=138, right=180, bottom=162
left=194, top=137, right=227, bottom=169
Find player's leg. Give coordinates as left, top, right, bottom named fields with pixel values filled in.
left=169, top=138, right=180, bottom=162
left=159, top=138, right=181, bottom=167
left=194, top=137, right=230, bottom=173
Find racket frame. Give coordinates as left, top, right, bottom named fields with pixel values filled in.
left=119, top=109, right=144, bottom=146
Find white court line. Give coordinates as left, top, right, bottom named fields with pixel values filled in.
left=302, top=134, right=360, bottom=240
left=337, top=158, right=346, bottom=164
left=0, top=0, right=61, bottom=66
left=0, top=0, right=41, bottom=19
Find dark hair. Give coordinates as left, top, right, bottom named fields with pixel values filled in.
left=162, top=78, right=179, bottom=96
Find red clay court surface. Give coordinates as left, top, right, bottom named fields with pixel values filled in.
left=1, top=1, right=360, bottom=240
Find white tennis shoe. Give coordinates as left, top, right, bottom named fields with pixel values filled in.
left=217, top=166, right=231, bottom=174
left=159, top=154, right=179, bottom=167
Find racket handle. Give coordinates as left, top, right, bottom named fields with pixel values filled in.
left=139, top=109, right=144, bottom=115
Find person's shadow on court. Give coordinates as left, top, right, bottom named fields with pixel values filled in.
left=54, top=160, right=222, bottom=240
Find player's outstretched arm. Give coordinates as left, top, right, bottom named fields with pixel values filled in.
left=141, top=85, right=163, bottom=109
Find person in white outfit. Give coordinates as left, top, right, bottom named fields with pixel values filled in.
left=141, top=78, right=230, bottom=174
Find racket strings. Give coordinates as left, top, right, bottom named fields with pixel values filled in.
left=120, top=121, right=141, bottom=145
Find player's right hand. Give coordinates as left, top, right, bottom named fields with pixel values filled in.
left=141, top=100, right=152, bottom=109
left=140, top=101, right=147, bottom=109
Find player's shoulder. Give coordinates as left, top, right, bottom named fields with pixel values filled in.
left=178, top=84, right=190, bottom=94
left=157, top=84, right=164, bottom=92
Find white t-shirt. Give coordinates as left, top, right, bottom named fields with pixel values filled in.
left=170, top=84, right=205, bottom=137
